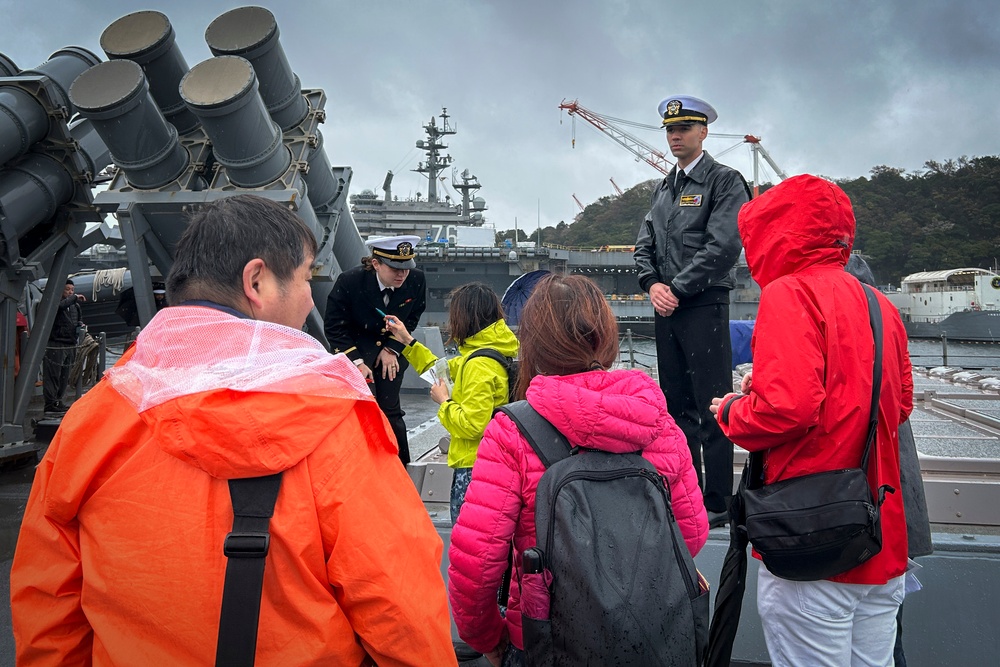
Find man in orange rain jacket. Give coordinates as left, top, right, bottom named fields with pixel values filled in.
left=10, top=194, right=456, bottom=666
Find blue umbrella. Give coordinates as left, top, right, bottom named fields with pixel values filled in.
left=502, top=269, right=550, bottom=327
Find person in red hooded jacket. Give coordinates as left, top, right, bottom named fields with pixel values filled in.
left=711, top=175, right=913, bottom=667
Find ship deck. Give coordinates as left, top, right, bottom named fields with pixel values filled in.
left=405, top=366, right=1000, bottom=666
left=1, top=361, right=998, bottom=665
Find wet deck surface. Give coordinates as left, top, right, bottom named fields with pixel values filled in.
left=910, top=370, right=1000, bottom=458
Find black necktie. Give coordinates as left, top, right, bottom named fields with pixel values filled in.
left=673, top=170, right=686, bottom=201
left=382, top=288, right=392, bottom=306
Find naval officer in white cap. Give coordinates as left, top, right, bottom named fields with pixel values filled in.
left=634, top=95, right=751, bottom=528
left=325, top=235, right=427, bottom=465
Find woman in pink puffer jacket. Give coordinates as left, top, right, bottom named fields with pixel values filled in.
left=448, top=274, right=709, bottom=666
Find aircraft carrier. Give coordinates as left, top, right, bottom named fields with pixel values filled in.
left=349, top=107, right=760, bottom=333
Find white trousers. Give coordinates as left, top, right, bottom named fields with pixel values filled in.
left=758, top=565, right=905, bottom=667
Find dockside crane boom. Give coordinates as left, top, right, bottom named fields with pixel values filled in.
left=560, top=99, right=789, bottom=194
left=559, top=99, right=674, bottom=176
left=743, top=134, right=788, bottom=197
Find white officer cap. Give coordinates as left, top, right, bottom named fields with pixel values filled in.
left=657, top=95, right=718, bottom=126
left=365, top=235, right=420, bottom=269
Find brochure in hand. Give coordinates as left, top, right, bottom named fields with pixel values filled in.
left=419, top=357, right=452, bottom=392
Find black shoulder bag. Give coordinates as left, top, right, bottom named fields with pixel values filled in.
left=741, top=284, right=894, bottom=581
left=215, top=472, right=283, bottom=666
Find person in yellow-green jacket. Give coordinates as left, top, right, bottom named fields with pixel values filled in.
left=385, top=282, right=518, bottom=523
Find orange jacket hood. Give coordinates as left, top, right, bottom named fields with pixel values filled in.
left=738, top=174, right=855, bottom=289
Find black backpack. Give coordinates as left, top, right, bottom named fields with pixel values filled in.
left=466, top=348, right=518, bottom=402
left=496, top=401, right=708, bottom=667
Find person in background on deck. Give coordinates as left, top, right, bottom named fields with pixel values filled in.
left=10, top=194, right=455, bottom=666
left=634, top=95, right=749, bottom=529
left=42, top=278, right=86, bottom=416
left=845, top=253, right=931, bottom=667
left=324, top=235, right=427, bottom=465
left=711, top=176, right=912, bottom=667
left=449, top=274, right=707, bottom=666
left=385, top=281, right=518, bottom=523
left=14, top=310, right=28, bottom=378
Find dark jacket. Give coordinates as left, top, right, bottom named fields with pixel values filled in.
left=634, top=151, right=748, bottom=304
left=49, top=295, right=83, bottom=345
left=324, top=265, right=426, bottom=366
left=898, top=419, right=933, bottom=557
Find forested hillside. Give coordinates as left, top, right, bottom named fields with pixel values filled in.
left=500, top=156, right=1000, bottom=285
left=842, top=157, right=1000, bottom=285
left=499, top=179, right=658, bottom=248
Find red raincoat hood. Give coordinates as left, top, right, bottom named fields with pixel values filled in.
left=738, top=174, right=855, bottom=288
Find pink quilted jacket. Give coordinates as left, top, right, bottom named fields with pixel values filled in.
left=448, top=369, right=708, bottom=653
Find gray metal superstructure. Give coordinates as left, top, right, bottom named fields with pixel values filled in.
left=0, top=7, right=366, bottom=456
left=349, top=107, right=762, bottom=332
left=416, top=243, right=759, bottom=334
left=351, top=108, right=488, bottom=243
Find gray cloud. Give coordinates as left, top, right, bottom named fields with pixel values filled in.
left=5, top=0, right=999, bottom=231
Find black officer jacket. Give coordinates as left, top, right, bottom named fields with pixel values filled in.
left=634, top=151, right=748, bottom=303
left=323, top=265, right=427, bottom=367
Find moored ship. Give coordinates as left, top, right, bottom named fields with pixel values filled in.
left=887, top=267, right=1000, bottom=342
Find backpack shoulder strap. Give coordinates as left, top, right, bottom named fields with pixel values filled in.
left=215, top=472, right=283, bottom=667
left=467, top=347, right=510, bottom=370
left=496, top=400, right=571, bottom=469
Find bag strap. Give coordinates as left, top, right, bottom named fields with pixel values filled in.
left=215, top=472, right=283, bottom=667
left=746, top=284, right=884, bottom=491
left=493, top=401, right=570, bottom=612
left=860, top=284, right=883, bottom=472
left=467, top=348, right=511, bottom=373
left=495, top=400, right=571, bottom=469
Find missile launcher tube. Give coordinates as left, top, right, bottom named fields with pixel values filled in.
left=0, top=47, right=100, bottom=166
left=205, top=6, right=308, bottom=131
left=100, top=10, right=199, bottom=135
left=180, top=56, right=291, bottom=189
left=70, top=59, right=188, bottom=190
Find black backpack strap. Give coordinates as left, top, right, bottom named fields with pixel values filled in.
left=493, top=401, right=570, bottom=612
left=861, top=284, right=883, bottom=469
left=495, top=401, right=571, bottom=469
left=467, top=348, right=510, bottom=371
left=861, top=284, right=893, bottom=505
left=215, top=472, right=283, bottom=667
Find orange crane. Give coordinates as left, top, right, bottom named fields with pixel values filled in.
left=610, top=177, right=624, bottom=196
left=559, top=99, right=673, bottom=176
left=572, top=193, right=585, bottom=212
left=743, top=135, right=788, bottom=197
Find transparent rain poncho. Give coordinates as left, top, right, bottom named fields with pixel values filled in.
left=107, top=306, right=373, bottom=413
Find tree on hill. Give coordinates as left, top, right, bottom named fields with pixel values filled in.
left=530, top=180, right=659, bottom=247
left=842, top=155, right=1000, bottom=285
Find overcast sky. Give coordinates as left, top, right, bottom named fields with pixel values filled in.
left=4, top=0, right=998, bottom=232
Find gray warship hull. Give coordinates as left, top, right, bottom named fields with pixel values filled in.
left=417, top=245, right=759, bottom=337
left=902, top=310, right=1000, bottom=342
